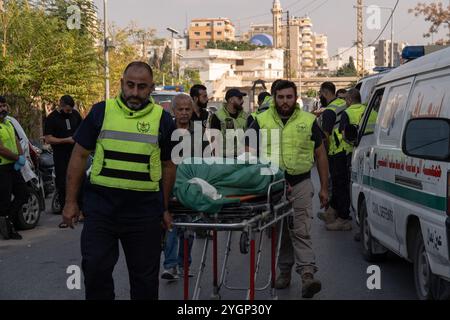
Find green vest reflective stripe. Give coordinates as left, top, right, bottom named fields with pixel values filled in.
left=90, top=97, right=163, bottom=192
left=256, top=103, right=316, bottom=176
left=325, top=98, right=347, bottom=130
left=0, top=119, right=18, bottom=166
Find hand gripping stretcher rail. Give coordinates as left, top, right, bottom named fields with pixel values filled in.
left=170, top=179, right=293, bottom=300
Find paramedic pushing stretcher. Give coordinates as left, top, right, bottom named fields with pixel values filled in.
left=62, top=62, right=176, bottom=300
left=247, top=80, right=329, bottom=299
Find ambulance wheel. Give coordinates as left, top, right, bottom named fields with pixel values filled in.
left=413, top=230, right=434, bottom=300
left=240, top=232, right=249, bottom=255
left=360, top=200, right=387, bottom=262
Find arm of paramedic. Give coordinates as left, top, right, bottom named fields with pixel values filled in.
left=63, top=143, right=90, bottom=228
left=162, top=160, right=176, bottom=230
left=0, top=136, right=21, bottom=161
left=245, top=119, right=260, bottom=154
left=320, top=109, right=336, bottom=151
left=44, top=135, right=74, bottom=145
left=315, top=143, right=329, bottom=209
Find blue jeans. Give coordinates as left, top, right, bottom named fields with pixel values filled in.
left=163, top=227, right=194, bottom=270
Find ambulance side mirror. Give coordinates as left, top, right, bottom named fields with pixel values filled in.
left=403, top=118, right=450, bottom=161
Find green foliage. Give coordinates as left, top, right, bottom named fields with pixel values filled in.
left=306, top=89, right=318, bottom=98
left=206, top=40, right=261, bottom=51
left=336, top=56, right=357, bottom=77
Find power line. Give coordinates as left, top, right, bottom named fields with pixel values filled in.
left=367, top=0, right=400, bottom=47
left=308, top=0, right=330, bottom=15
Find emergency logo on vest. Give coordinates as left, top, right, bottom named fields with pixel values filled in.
left=137, top=121, right=150, bottom=133
left=296, top=123, right=307, bottom=132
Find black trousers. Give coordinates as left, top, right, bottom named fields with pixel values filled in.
left=0, top=164, right=29, bottom=218
left=81, top=214, right=162, bottom=300
left=329, top=151, right=351, bottom=220
left=54, top=156, right=69, bottom=212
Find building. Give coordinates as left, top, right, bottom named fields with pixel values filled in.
left=271, top=0, right=283, bottom=49
left=180, top=48, right=284, bottom=102
left=188, top=18, right=235, bottom=49
left=282, top=16, right=329, bottom=77
left=329, top=47, right=376, bottom=74
left=371, top=40, right=407, bottom=67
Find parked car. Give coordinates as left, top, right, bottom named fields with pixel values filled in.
left=350, top=46, right=450, bottom=300
left=151, top=91, right=184, bottom=116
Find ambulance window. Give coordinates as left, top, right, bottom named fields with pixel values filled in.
left=378, top=83, right=411, bottom=147
left=360, top=88, right=384, bottom=137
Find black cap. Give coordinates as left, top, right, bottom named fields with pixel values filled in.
left=225, top=88, right=247, bottom=101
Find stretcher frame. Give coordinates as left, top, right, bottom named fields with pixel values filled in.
left=171, top=179, right=294, bottom=301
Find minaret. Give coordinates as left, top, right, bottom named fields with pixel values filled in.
left=272, top=0, right=283, bottom=48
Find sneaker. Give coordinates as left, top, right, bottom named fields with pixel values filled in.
left=326, top=218, right=352, bottom=231
left=274, top=272, right=291, bottom=289
left=179, top=268, right=195, bottom=278
left=317, top=207, right=338, bottom=224
left=301, top=273, right=322, bottom=298
left=161, top=267, right=179, bottom=280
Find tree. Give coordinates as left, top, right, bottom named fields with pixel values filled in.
left=409, top=2, right=450, bottom=43
left=206, top=40, right=261, bottom=51
left=336, top=56, right=357, bottom=77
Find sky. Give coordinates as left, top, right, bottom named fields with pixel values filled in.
left=92, top=0, right=449, bottom=55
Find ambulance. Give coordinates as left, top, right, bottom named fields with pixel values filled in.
left=350, top=46, right=450, bottom=299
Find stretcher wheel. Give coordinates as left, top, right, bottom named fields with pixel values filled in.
left=240, top=232, right=249, bottom=254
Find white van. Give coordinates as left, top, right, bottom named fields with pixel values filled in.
left=351, top=47, right=450, bottom=300
left=355, top=70, right=391, bottom=105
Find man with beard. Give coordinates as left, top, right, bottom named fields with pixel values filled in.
left=189, top=84, right=209, bottom=128
left=317, top=82, right=352, bottom=231
left=209, top=88, right=248, bottom=157
left=0, top=96, right=28, bottom=240
left=248, top=80, right=329, bottom=298
left=62, top=61, right=176, bottom=300
left=44, top=95, right=83, bottom=220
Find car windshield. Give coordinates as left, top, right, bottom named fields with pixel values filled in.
left=151, top=94, right=177, bottom=115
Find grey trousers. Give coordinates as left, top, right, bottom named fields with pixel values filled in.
left=278, top=178, right=318, bottom=276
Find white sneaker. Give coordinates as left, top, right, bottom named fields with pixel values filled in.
left=161, top=267, right=179, bottom=280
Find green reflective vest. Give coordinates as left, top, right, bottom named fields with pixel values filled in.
left=215, top=104, right=248, bottom=134
left=332, top=103, right=367, bottom=154
left=324, top=98, right=348, bottom=156
left=90, top=97, right=163, bottom=192
left=0, top=119, right=18, bottom=166
left=256, top=103, right=316, bottom=176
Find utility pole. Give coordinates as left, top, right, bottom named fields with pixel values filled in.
left=104, top=0, right=110, bottom=100
left=390, top=9, right=394, bottom=67
left=286, top=11, right=291, bottom=80
left=356, top=0, right=364, bottom=77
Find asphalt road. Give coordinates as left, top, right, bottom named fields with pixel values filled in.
left=0, top=168, right=417, bottom=300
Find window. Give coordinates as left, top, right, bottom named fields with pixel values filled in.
left=206, top=23, right=210, bottom=26
left=359, top=88, right=384, bottom=137
left=268, top=63, right=272, bottom=69
left=194, top=32, right=200, bottom=36
left=206, top=32, right=211, bottom=36
left=236, top=60, right=244, bottom=66
left=403, top=118, right=450, bottom=161
left=217, top=32, right=222, bottom=36
left=195, top=23, right=199, bottom=27
left=217, top=22, right=222, bottom=26
left=195, top=41, right=200, bottom=48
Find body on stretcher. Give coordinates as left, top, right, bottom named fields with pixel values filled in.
left=169, top=179, right=294, bottom=300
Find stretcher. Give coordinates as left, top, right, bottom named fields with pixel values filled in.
left=170, top=179, right=293, bottom=300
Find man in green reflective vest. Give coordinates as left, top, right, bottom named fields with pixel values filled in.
left=209, top=88, right=248, bottom=157
left=248, top=80, right=329, bottom=299
left=63, top=62, right=176, bottom=300
left=0, top=96, right=28, bottom=240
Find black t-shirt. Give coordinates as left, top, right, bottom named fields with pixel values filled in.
left=44, top=109, right=83, bottom=160
left=321, top=109, right=337, bottom=135
left=247, top=118, right=323, bottom=186
left=191, top=108, right=209, bottom=128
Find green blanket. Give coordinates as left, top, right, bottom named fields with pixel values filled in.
left=173, top=158, right=284, bottom=214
